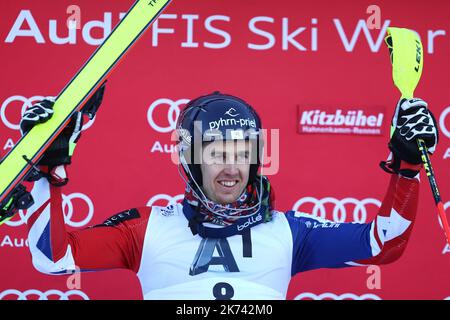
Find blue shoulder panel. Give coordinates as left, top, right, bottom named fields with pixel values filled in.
left=285, top=211, right=373, bottom=275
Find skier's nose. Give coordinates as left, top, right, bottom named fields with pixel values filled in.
left=222, top=164, right=239, bottom=177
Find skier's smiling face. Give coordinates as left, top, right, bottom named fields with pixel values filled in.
left=200, top=140, right=251, bottom=205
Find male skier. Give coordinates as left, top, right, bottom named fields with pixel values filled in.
left=18, top=91, right=438, bottom=299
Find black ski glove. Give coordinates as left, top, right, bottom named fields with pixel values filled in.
left=381, top=98, right=439, bottom=178
left=20, top=83, right=106, bottom=185
left=21, top=99, right=84, bottom=168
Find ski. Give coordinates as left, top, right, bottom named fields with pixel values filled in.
left=0, top=0, right=172, bottom=205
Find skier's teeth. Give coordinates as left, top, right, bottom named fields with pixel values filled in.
left=219, top=181, right=237, bottom=187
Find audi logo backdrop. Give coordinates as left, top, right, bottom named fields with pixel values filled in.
left=0, top=0, right=449, bottom=300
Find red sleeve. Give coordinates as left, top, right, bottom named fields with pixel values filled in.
left=358, top=174, right=420, bottom=265
left=27, top=181, right=150, bottom=274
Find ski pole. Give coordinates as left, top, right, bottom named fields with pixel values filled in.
left=385, top=27, right=450, bottom=245
left=417, top=139, right=450, bottom=244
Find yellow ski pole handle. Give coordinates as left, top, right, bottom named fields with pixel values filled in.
left=385, top=27, right=423, bottom=99
left=386, top=27, right=450, bottom=245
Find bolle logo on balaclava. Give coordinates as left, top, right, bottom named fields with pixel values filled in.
left=237, top=213, right=263, bottom=231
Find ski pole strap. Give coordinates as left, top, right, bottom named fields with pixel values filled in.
left=23, top=155, right=51, bottom=182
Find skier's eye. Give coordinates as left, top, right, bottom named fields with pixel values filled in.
left=236, top=151, right=250, bottom=164
left=209, top=151, right=226, bottom=164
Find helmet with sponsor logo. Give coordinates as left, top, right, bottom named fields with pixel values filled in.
left=176, top=91, right=263, bottom=188
left=176, top=92, right=272, bottom=238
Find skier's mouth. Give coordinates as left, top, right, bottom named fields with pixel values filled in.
left=217, top=180, right=239, bottom=188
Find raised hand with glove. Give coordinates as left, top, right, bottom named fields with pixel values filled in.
left=381, top=98, right=439, bottom=178
left=19, top=83, right=106, bottom=186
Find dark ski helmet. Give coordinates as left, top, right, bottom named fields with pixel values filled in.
left=176, top=91, right=263, bottom=190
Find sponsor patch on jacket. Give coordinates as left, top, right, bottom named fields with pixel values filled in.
left=94, top=208, right=140, bottom=227
left=160, top=205, right=176, bottom=217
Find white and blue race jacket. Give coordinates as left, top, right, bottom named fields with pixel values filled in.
left=26, top=174, right=419, bottom=299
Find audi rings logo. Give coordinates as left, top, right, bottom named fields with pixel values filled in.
left=294, top=292, right=382, bottom=300
left=0, top=289, right=89, bottom=300
left=146, top=194, right=184, bottom=207
left=1, top=95, right=95, bottom=131
left=292, top=197, right=381, bottom=223
left=6, top=192, right=94, bottom=227
left=440, top=106, right=450, bottom=139
left=147, top=98, right=189, bottom=133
